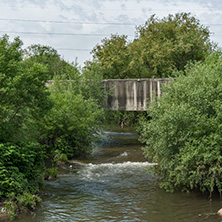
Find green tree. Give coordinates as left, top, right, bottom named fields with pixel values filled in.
left=87, top=13, right=215, bottom=127
left=25, top=44, right=78, bottom=79
left=138, top=52, right=222, bottom=194
left=0, top=142, right=45, bottom=198
left=38, top=67, right=105, bottom=158
left=130, top=12, right=215, bottom=78
left=81, top=62, right=108, bottom=105
left=88, top=13, right=215, bottom=79
left=87, top=34, right=131, bottom=79
left=0, top=35, right=52, bottom=217
left=25, top=44, right=60, bottom=78
left=0, top=35, right=50, bottom=143
left=0, top=35, right=105, bottom=218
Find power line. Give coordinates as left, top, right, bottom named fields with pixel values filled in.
left=0, top=18, right=137, bottom=26
left=0, top=29, right=220, bottom=37
left=0, top=31, right=134, bottom=37
left=0, top=30, right=219, bottom=38
left=1, top=18, right=222, bottom=27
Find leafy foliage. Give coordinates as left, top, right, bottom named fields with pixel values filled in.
left=131, top=12, right=215, bottom=78
left=0, top=35, right=51, bottom=143
left=25, top=44, right=61, bottom=78
left=88, top=13, right=214, bottom=79
left=25, top=44, right=81, bottom=79
left=105, top=110, right=146, bottom=127
left=89, top=34, right=132, bottom=79
left=38, top=65, right=105, bottom=158
left=5, top=192, right=42, bottom=220
left=0, top=36, right=51, bottom=219
left=0, top=35, right=105, bottom=219
left=0, top=143, right=45, bottom=198
left=44, top=167, right=58, bottom=179
left=86, top=13, right=215, bottom=126
left=138, top=53, right=222, bottom=194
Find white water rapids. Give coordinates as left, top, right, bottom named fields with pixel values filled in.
left=14, top=129, right=222, bottom=222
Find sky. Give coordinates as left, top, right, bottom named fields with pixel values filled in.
left=0, top=0, right=222, bottom=67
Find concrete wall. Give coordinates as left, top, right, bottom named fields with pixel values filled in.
left=102, top=78, right=171, bottom=111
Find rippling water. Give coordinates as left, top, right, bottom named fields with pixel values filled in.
left=14, top=128, right=222, bottom=222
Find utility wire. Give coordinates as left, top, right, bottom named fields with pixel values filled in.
left=1, top=18, right=222, bottom=27
left=0, top=18, right=137, bottom=26
left=0, top=30, right=219, bottom=37
left=0, top=31, right=134, bottom=37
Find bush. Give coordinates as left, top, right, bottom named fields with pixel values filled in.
left=5, top=192, right=42, bottom=220
left=44, top=167, right=58, bottom=180
left=139, top=53, right=222, bottom=194
left=0, top=143, right=45, bottom=198
left=38, top=69, right=105, bottom=158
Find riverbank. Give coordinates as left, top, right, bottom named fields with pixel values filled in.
left=8, top=129, right=222, bottom=222
left=0, top=156, right=82, bottom=221
left=0, top=204, right=8, bottom=221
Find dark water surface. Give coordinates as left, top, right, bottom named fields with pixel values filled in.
left=14, top=127, right=222, bottom=222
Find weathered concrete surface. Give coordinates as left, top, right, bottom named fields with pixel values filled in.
left=102, top=78, right=171, bottom=111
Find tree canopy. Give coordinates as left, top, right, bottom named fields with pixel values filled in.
left=89, top=34, right=132, bottom=79
left=87, top=13, right=215, bottom=79
left=25, top=44, right=79, bottom=79
left=138, top=52, right=222, bottom=194
left=38, top=65, right=105, bottom=158
left=0, top=35, right=105, bottom=218
left=0, top=35, right=50, bottom=143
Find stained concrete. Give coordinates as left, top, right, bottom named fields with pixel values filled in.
left=102, top=78, right=171, bottom=111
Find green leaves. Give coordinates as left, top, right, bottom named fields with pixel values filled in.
left=132, top=12, right=215, bottom=78
left=85, top=13, right=215, bottom=126
left=24, top=44, right=61, bottom=79
left=90, top=34, right=131, bottom=79
left=0, top=35, right=105, bottom=217
left=88, top=13, right=214, bottom=80
left=0, top=143, right=45, bottom=198
left=38, top=67, right=105, bottom=158
left=0, top=36, right=51, bottom=143
left=139, top=53, right=222, bottom=194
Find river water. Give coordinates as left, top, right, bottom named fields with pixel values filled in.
left=15, top=128, right=222, bottom=222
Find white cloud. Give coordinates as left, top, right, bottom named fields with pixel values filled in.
left=0, top=0, right=221, bottom=66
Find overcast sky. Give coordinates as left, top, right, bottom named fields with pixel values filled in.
left=0, top=0, right=222, bottom=67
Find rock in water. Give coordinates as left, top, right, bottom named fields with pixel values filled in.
left=217, top=208, right=222, bottom=216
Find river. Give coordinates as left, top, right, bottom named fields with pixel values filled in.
left=13, top=127, right=222, bottom=221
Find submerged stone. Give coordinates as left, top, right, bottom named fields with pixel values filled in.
left=217, top=208, right=222, bottom=216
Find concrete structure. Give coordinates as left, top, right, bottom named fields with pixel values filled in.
left=102, top=78, right=171, bottom=111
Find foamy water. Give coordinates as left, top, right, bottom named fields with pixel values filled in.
left=14, top=129, right=222, bottom=222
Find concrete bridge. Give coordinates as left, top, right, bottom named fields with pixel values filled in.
left=46, top=78, right=172, bottom=111
left=102, top=78, right=171, bottom=111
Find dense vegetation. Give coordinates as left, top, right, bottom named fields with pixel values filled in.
left=0, top=35, right=104, bottom=219
left=87, top=12, right=214, bottom=79
left=0, top=11, right=220, bottom=219
left=85, top=12, right=215, bottom=126
left=39, top=71, right=104, bottom=159
left=138, top=53, right=222, bottom=195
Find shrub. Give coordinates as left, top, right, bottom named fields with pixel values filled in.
left=5, top=192, right=42, bottom=220
left=38, top=70, right=104, bottom=158
left=44, top=167, right=58, bottom=180
left=0, top=143, right=45, bottom=198
left=139, top=53, right=222, bottom=195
